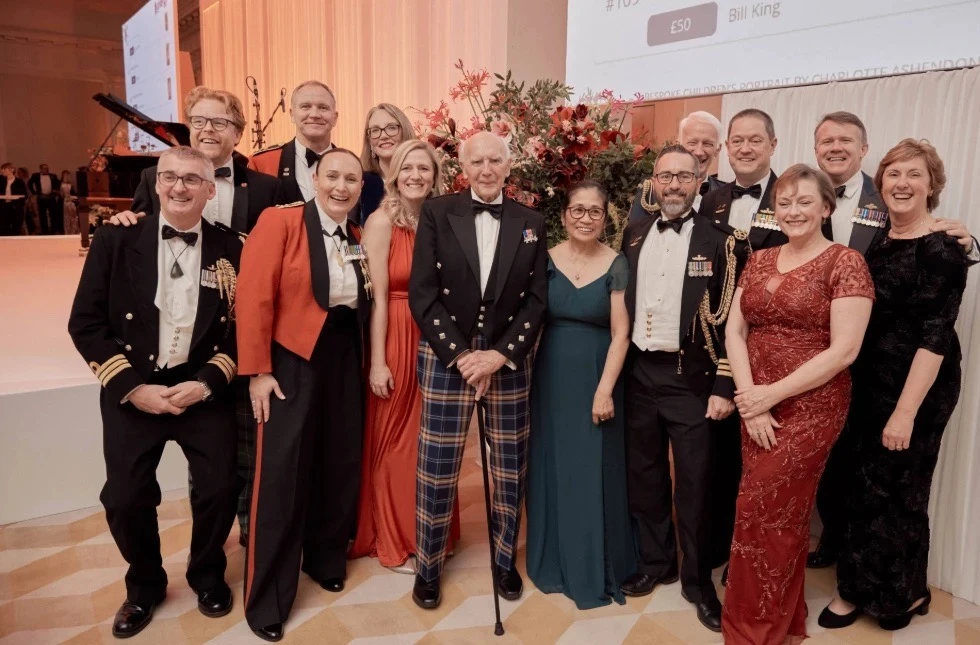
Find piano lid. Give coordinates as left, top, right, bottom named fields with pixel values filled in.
left=93, top=93, right=191, bottom=147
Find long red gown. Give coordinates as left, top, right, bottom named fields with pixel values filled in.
left=721, top=244, right=874, bottom=645
left=351, top=226, right=459, bottom=566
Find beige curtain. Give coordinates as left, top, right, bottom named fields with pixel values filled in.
left=721, top=68, right=980, bottom=605
left=200, top=0, right=508, bottom=154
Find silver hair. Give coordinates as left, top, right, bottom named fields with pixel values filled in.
left=679, top=111, right=723, bottom=143
left=459, top=131, right=512, bottom=164
left=158, top=145, right=216, bottom=182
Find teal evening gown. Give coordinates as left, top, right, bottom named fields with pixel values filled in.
left=526, top=253, right=637, bottom=610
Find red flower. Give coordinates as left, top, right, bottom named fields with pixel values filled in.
left=632, top=144, right=648, bottom=160
left=598, top=130, right=625, bottom=151
left=452, top=174, right=470, bottom=192
left=573, top=104, right=589, bottom=120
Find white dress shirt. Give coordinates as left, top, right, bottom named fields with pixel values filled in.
left=316, top=199, right=360, bottom=308
left=295, top=140, right=334, bottom=202
left=39, top=174, right=52, bottom=195
left=728, top=171, right=771, bottom=232
left=831, top=170, right=865, bottom=245
left=471, top=189, right=503, bottom=297
left=632, top=212, right=694, bottom=351
left=202, top=159, right=234, bottom=228
left=155, top=215, right=203, bottom=369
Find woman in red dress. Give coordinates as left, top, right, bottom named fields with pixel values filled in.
left=721, top=165, right=875, bottom=644
left=351, top=140, right=459, bottom=571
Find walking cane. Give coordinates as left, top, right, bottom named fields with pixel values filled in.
left=475, top=403, right=505, bottom=636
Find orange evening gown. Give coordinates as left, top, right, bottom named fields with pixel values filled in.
left=351, top=226, right=459, bottom=566
left=721, top=245, right=874, bottom=644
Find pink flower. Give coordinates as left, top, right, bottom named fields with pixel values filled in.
left=523, top=136, right=546, bottom=158
left=490, top=119, right=512, bottom=138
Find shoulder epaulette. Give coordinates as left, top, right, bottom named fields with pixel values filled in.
left=276, top=201, right=304, bottom=208
left=252, top=141, right=286, bottom=155
left=212, top=220, right=248, bottom=243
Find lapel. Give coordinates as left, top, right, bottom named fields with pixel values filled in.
left=679, top=217, right=713, bottom=344
left=347, top=220, right=371, bottom=323
left=231, top=162, right=249, bottom=234
left=623, top=215, right=657, bottom=324
left=303, top=199, right=332, bottom=311
left=708, top=184, right=735, bottom=231
left=190, top=222, right=222, bottom=351
left=278, top=139, right=302, bottom=202
left=494, top=197, right=526, bottom=303
left=747, top=170, right=778, bottom=249
left=848, top=172, right=888, bottom=255
left=447, top=191, right=481, bottom=286
left=125, top=213, right=161, bottom=345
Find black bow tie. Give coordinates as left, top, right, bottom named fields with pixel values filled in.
left=473, top=201, right=502, bottom=219
left=162, top=224, right=198, bottom=246
left=836, top=185, right=847, bottom=199
left=215, top=166, right=231, bottom=179
left=699, top=180, right=711, bottom=196
left=656, top=213, right=692, bottom=234
left=305, top=148, right=323, bottom=167
left=323, top=225, right=347, bottom=241
left=732, top=183, right=762, bottom=199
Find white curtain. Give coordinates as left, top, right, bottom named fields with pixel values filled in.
left=721, top=68, right=980, bottom=604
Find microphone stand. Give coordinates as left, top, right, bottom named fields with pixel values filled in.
left=247, top=76, right=286, bottom=150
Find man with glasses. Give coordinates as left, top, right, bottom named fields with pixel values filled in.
left=69, top=146, right=242, bottom=639
left=618, top=144, right=736, bottom=633
left=110, top=86, right=280, bottom=550
left=249, top=80, right=338, bottom=204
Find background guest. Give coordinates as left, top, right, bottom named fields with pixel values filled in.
left=351, top=140, right=459, bottom=572
left=358, top=103, right=416, bottom=224
left=0, top=162, right=27, bottom=236
left=17, top=167, right=37, bottom=234
left=29, top=163, right=61, bottom=234
left=824, top=140, right=974, bottom=631
left=721, top=164, right=874, bottom=644
left=60, top=170, right=78, bottom=235
left=526, top=180, right=636, bottom=610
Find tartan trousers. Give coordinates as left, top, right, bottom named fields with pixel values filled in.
left=415, top=336, right=532, bottom=582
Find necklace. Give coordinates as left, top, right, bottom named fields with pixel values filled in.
left=889, top=214, right=931, bottom=239
left=322, top=226, right=346, bottom=267
left=567, top=242, right=601, bottom=281
left=166, top=239, right=191, bottom=278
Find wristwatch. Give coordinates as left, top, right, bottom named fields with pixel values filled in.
left=197, top=380, right=213, bottom=402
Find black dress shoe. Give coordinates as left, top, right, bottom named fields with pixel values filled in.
left=252, top=623, right=283, bottom=642
left=495, top=566, right=523, bottom=601
left=806, top=544, right=837, bottom=569
left=619, top=571, right=679, bottom=597
left=721, top=565, right=729, bottom=587
left=111, top=595, right=163, bottom=639
left=681, top=590, right=723, bottom=632
left=318, top=577, right=345, bottom=593
left=413, top=574, right=441, bottom=609
left=878, top=590, right=931, bottom=631
left=817, top=603, right=861, bottom=629
left=197, top=583, right=233, bottom=617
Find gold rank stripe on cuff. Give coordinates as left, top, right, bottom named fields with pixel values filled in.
left=716, top=358, right=732, bottom=377
left=94, top=354, right=132, bottom=387
left=208, top=353, right=237, bottom=382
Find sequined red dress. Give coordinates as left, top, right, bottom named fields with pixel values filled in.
left=721, top=244, right=874, bottom=645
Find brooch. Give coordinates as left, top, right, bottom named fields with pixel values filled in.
left=522, top=228, right=538, bottom=244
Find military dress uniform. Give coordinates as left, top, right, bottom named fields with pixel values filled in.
left=67, top=214, right=241, bottom=610
left=129, top=157, right=280, bottom=544
left=236, top=200, right=370, bottom=634
left=620, top=209, right=737, bottom=612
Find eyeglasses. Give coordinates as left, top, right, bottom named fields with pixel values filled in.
left=654, top=171, right=697, bottom=184
left=189, top=116, right=234, bottom=132
left=158, top=171, right=211, bottom=189
left=567, top=205, right=606, bottom=220
left=367, top=123, right=402, bottom=139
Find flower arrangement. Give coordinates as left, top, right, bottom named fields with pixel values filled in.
left=415, top=60, right=659, bottom=246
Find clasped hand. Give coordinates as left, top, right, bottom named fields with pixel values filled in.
left=456, top=350, right=506, bottom=401
left=734, top=384, right=778, bottom=419
left=129, top=381, right=205, bottom=415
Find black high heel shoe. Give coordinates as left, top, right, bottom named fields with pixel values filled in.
left=878, top=590, right=931, bottom=631
left=817, top=602, right=861, bottom=629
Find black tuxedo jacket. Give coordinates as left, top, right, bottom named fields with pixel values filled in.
left=621, top=211, right=736, bottom=399
left=28, top=172, right=60, bottom=197
left=409, top=191, right=549, bottom=368
left=837, top=171, right=888, bottom=256
left=0, top=176, right=27, bottom=203
left=129, top=162, right=280, bottom=235
left=701, top=170, right=786, bottom=272
left=68, top=214, right=242, bottom=404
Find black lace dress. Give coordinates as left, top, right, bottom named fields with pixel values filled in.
left=837, top=232, right=971, bottom=618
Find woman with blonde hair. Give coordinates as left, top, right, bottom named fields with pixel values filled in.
left=357, top=103, right=416, bottom=224
left=351, top=140, right=459, bottom=571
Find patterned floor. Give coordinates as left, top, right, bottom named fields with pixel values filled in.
left=3, top=429, right=980, bottom=645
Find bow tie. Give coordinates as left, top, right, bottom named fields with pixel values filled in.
left=473, top=201, right=502, bottom=219
left=215, top=166, right=231, bottom=179
left=656, top=213, right=692, bottom=234
left=305, top=148, right=323, bottom=168
left=323, top=225, right=347, bottom=241
left=699, top=180, right=711, bottom=196
left=161, top=224, right=198, bottom=246
left=836, top=185, right=847, bottom=199
left=732, top=183, right=762, bottom=199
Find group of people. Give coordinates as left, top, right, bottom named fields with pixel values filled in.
left=0, top=162, right=75, bottom=236
left=66, top=78, right=977, bottom=645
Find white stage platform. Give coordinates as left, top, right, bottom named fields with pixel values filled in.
left=0, top=236, right=189, bottom=525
